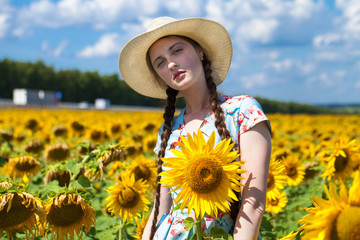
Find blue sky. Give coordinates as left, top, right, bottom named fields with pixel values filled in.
left=1, top=0, right=359, bottom=104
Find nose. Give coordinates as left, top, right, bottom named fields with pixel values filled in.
left=168, top=60, right=178, bottom=71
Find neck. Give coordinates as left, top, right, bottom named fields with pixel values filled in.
left=182, top=79, right=211, bottom=114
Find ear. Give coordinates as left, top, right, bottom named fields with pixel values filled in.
left=197, top=47, right=204, bottom=60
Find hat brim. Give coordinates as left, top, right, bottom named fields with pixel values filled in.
left=119, top=18, right=232, bottom=99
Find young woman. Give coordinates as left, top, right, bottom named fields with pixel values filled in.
left=119, top=17, right=271, bottom=240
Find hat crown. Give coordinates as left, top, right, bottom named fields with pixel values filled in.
left=147, top=17, right=176, bottom=31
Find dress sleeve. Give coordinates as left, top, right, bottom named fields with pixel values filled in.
left=237, top=96, right=271, bottom=134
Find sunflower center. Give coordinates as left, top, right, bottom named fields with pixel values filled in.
left=15, top=161, right=37, bottom=172
left=47, top=202, right=84, bottom=226
left=186, top=156, right=222, bottom=193
left=334, top=152, right=349, bottom=173
left=147, top=140, right=156, bottom=150
left=335, top=206, right=360, bottom=240
left=267, top=174, right=275, bottom=189
left=286, top=166, right=297, bottom=177
left=118, top=187, right=139, bottom=208
left=0, top=194, right=33, bottom=228
left=269, top=198, right=279, bottom=206
left=134, top=165, right=151, bottom=181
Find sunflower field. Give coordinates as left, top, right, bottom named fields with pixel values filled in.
left=0, top=107, right=359, bottom=240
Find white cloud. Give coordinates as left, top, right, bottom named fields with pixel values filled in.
left=313, top=33, right=344, bottom=48
left=0, top=14, right=10, bottom=38
left=0, top=0, right=13, bottom=38
left=307, top=70, right=347, bottom=88
left=300, top=63, right=316, bottom=75
left=77, top=33, right=122, bottom=58
left=41, top=40, right=69, bottom=57
left=164, top=0, right=203, bottom=17
left=336, top=0, right=360, bottom=34
left=267, top=59, right=293, bottom=72
left=240, top=73, right=268, bottom=89
left=238, top=18, right=279, bottom=44
left=355, top=79, right=360, bottom=88
left=289, top=0, right=323, bottom=19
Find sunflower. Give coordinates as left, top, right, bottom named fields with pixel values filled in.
left=52, top=125, right=68, bottom=138
left=23, top=139, right=44, bottom=155
left=44, top=170, right=71, bottom=187
left=159, top=130, right=245, bottom=218
left=277, top=231, right=298, bottom=240
left=8, top=155, right=41, bottom=179
left=107, top=161, right=126, bottom=180
left=0, top=189, right=45, bottom=240
left=45, top=143, right=71, bottom=162
left=321, top=137, right=360, bottom=182
left=282, top=154, right=305, bottom=186
left=142, top=135, right=158, bottom=153
left=265, top=191, right=288, bottom=214
left=303, top=161, right=321, bottom=181
left=45, top=193, right=96, bottom=240
left=127, top=155, right=157, bottom=188
left=100, top=144, right=126, bottom=166
left=122, top=137, right=143, bottom=157
left=0, top=129, right=13, bottom=142
left=299, top=171, right=360, bottom=239
left=105, top=171, right=150, bottom=222
left=132, top=212, right=149, bottom=239
left=267, top=157, right=287, bottom=200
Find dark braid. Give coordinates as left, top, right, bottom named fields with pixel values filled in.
left=149, top=87, right=178, bottom=239
left=203, top=55, right=241, bottom=223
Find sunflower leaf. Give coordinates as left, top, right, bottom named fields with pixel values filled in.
left=172, top=203, right=182, bottom=211
left=77, top=175, right=91, bottom=188
left=183, top=217, right=196, bottom=230
left=205, top=227, right=234, bottom=239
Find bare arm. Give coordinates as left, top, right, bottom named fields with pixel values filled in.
left=233, top=121, right=271, bottom=239
left=142, top=184, right=172, bottom=240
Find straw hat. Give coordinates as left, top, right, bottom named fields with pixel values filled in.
left=119, top=17, right=233, bottom=99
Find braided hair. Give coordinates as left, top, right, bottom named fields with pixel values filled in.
left=149, top=87, right=178, bottom=238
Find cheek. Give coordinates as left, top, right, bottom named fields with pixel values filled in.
left=156, top=68, right=171, bottom=82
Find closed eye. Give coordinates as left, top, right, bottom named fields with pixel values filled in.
left=157, top=59, right=165, bottom=68
left=173, top=48, right=183, bottom=55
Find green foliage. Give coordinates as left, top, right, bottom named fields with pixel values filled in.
left=0, top=58, right=342, bottom=113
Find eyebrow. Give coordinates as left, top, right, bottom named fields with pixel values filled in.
left=153, top=42, right=182, bottom=66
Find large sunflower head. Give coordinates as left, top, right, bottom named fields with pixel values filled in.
left=132, top=212, right=149, bottom=239
left=0, top=183, right=45, bottom=240
left=321, top=137, right=360, bottom=182
left=267, top=157, right=287, bottom=200
left=127, top=155, right=157, bottom=188
left=160, top=130, right=245, bottom=218
left=8, top=155, right=41, bottom=179
left=23, top=139, right=44, bottom=155
left=44, top=169, right=71, bottom=187
left=52, top=125, right=68, bottom=138
left=105, top=171, right=151, bottom=222
left=45, top=193, right=95, bottom=240
left=282, top=154, right=306, bottom=186
left=45, top=143, right=71, bottom=162
left=265, top=190, right=288, bottom=214
left=142, top=135, right=158, bottom=153
left=0, top=129, right=13, bottom=142
left=299, top=171, right=360, bottom=239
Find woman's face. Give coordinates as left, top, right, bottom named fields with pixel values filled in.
left=148, top=36, right=204, bottom=92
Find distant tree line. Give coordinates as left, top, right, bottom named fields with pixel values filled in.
left=0, top=58, right=333, bottom=114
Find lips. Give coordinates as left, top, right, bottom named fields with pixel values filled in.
left=173, top=71, right=185, bottom=81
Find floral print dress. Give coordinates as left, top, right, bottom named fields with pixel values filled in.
left=153, top=95, right=270, bottom=240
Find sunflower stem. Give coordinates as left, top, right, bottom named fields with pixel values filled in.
left=118, top=219, right=123, bottom=240
left=196, top=218, right=203, bottom=240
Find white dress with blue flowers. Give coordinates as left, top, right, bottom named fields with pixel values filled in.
left=153, top=95, right=270, bottom=240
